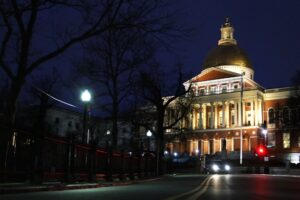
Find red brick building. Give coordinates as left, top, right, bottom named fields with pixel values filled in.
left=165, top=18, right=300, bottom=164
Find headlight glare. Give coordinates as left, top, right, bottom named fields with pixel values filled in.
left=225, top=164, right=230, bottom=171
left=212, top=164, right=219, bottom=171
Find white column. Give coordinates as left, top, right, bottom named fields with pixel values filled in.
left=222, top=102, right=225, bottom=127
left=190, top=108, right=193, bottom=129
left=251, top=100, right=254, bottom=126
left=238, top=101, right=242, bottom=127
left=226, top=102, right=230, bottom=128
left=236, top=101, right=240, bottom=127
left=242, top=101, right=246, bottom=126
left=211, top=103, right=214, bottom=129
left=258, top=99, right=262, bottom=125
left=214, top=103, right=218, bottom=128
left=198, top=104, right=202, bottom=129
left=202, top=104, right=207, bottom=129
left=255, top=99, right=258, bottom=126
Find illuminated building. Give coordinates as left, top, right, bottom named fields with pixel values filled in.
left=166, top=18, right=300, bottom=163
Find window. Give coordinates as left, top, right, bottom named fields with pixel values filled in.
left=221, top=85, right=227, bottom=93
left=208, top=112, right=212, bottom=128
left=190, top=87, right=196, bottom=96
left=68, top=121, right=72, bottom=128
left=298, top=136, right=300, bottom=148
left=199, top=88, right=205, bottom=95
left=268, top=108, right=275, bottom=124
left=54, top=117, right=60, bottom=124
left=282, top=107, right=290, bottom=124
left=233, top=84, right=239, bottom=91
left=247, top=113, right=251, bottom=125
left=231, top=115, right=235, bottom=125
left=283, top=133, right=290, bottom=149
left=210, top=86, right=216, bottom=94
left=219, top=111, right=223, bottom=126
left=268, top=132, right=276, bottom=147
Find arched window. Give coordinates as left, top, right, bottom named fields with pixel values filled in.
left=282, top=107, right=290, bottom=124
left=268, top=108, right=275, bottom=124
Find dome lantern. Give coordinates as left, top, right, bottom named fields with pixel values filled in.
left=218, top=17, right=237, bottom=45
left=202, top=18, right=254, bottom=79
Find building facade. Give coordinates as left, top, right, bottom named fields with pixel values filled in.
left=43, top=106, right=134, bottom=150
left=166, top=18, right=300, bottom=163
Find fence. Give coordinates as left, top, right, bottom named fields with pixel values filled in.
left=0, top=130, right=157, bottom=182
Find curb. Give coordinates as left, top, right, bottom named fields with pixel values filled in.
left=0, top=177, right=163, bottom=195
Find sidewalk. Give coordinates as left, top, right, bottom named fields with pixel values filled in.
left=0, top=180, right=134, bottom=194
left=0, top=176, right=164, bottom=195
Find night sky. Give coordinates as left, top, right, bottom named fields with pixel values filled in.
left=8, top=0, right=300, bottom=109
left=170, top=0, right=300, bottom=88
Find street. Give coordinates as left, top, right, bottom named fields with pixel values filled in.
left=1, top=174, right=300, bottom=200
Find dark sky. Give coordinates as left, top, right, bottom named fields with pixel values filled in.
left=18, top=0, right=300, bottom=110
left=169, top=0, right=300, bottom=88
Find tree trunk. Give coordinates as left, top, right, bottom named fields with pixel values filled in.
left=155, top=109, right=165, bottom=175
left=111, top=79, right=119, bottom=149
left=30, top=93, right=48, bottom=184
left=0, top=77, right=24, bottom=170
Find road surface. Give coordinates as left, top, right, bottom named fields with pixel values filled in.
left=1, top=174, right=300, bottom=200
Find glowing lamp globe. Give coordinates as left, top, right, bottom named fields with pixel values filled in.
left=81, top=90, right=91, bottom=102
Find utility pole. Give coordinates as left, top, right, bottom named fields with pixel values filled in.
left=240, top=72, right=245, bottom=165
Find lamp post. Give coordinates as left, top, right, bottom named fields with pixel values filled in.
left=81, top=89, right=91, bottom=144
left=240, top=72, right=245, bottom=165
left=146, top=130, right=152, bottom=151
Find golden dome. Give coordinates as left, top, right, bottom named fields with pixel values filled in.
left=203, top=43, right=253, bottom=70
left=203, top=18, right=253, bottom=70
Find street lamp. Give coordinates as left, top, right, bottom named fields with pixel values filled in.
left=240, top=72, right=245, bottom=165
left=146, top=130, right=152, bottom=151
left=81, top=89, right=91, bottom=144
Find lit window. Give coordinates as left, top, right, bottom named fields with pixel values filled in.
left=283, top=133, right=290, bottom=149
left=208, top=112, right=212, bottom=128
left=298, top=136, right=300, bottom=148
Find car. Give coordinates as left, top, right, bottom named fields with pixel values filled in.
left=205, top=160, right=231, bottom=174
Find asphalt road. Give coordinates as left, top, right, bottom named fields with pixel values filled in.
left=1, top=174, right=300, bottom=200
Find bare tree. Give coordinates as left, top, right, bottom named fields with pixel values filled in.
left=132, top=63, right=193, bottom=175
left=77, top=28, right=154, bottom=149
left=0, top=0, right=184, bottom=169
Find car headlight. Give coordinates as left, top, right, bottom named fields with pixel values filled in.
left=212, top=164, right=219, bottom=171
left=225, top=164, right=230, bottom=171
